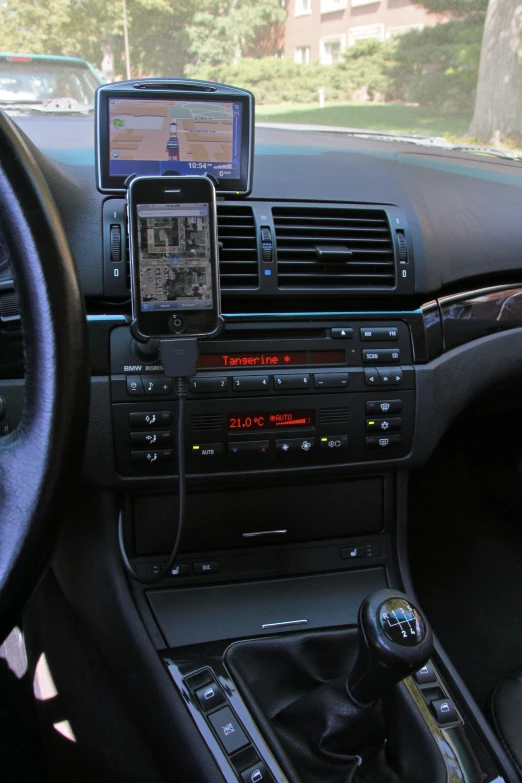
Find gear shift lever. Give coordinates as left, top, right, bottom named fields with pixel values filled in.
left=348, top=588, right=433, bottom=706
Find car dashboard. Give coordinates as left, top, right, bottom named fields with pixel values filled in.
left=1, top=114, right=522, bottom=783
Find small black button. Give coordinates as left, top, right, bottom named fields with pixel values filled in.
left=155, top=377, right=172, bottom=395
left=377, top=367, right=392, bottom=385
left=241, top=761, right=272, bottom=783
left=314, top=373, right=349, bottom=389
left=169, top=564, right=189, bottom=577
left=191, top=443, right=224, bottom=457
left=195, top=682, right=226, bottom=712
left=142, top=376, right=157, bottom=395
left=364, top=369, right=381, bottom=386
left=190, top=377, right=228, bottom=393
left=229, top=441, right=270, bottom=456
left=232, top=375, right=270, bottom=392
left=366, top=400, right=402, bottom=415
left=169, top=314, right=187, bottom=333
left=130, top=449, right=173, bottom=464
left=341, top=545, right=367, bottom=559
left=366, top=435, right=401, bottom=448
left=360, top=327, right=399, bottom=341
left=319, top=436, right=348, bottom=450
left=130, top=430, right=172, bottom=446
left=129, top=411, right=172, bottom=428
left=208, top=707, right=249, bottom=754
left=275, top=437, right=315, bottom=454
left=362, top=349, right=401, bottom=364
left=366, top=417, right=402, bottom=432
left=193, top=561, right=220, bottom=574
left=431, top=698, right=460, bottom=725
left=415, top=664, right=438, bottom=686
left=331, top=327, right=354, bottom=339
left=274, top=374, right=310, bottom=390
left=127, top=375, right=145, bottom=395
left=390, top=368, right=403, bottom=385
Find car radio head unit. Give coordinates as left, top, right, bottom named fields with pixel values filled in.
left=95, top=79, right=254, bottom=195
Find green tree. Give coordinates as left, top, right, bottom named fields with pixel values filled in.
left=186, top=0, right=287, bottom=69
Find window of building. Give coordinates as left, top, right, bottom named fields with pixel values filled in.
left=295, top=46, right=311, bottom=64
left=319, top=35, right=346, bottom=64
left=348, top=24, right=385, bottom=46
left=295, top=0, right=312, bottom=16
left=321, top=0, right=347, bottom=13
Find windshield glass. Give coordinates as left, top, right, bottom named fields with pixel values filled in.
left=0, top=0, right=518, bottom=153
left=0, top=57, right=100, bottom=105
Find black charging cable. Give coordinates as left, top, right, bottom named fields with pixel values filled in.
left=118, top=337, right=199, bottom=584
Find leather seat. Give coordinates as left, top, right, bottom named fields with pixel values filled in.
left=490, top=667, right=522, bottom=777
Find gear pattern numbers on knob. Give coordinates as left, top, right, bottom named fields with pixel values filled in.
left=378, top=598, right=426, bottom=647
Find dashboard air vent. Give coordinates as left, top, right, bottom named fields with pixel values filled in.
left=190, top=413, right=224, bottom=431
left=217, top=205, right=259, bottom=289
left=273, top=206, right=395, bottom=289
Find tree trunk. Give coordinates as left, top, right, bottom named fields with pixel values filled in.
left=467, top=0, right=522, bottom=144
left=101, top=38, right=114, bottom=82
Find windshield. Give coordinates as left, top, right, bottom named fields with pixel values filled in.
left=0, top=57, right=100, bottom=105
left=0, top=0, right=518, bottom=153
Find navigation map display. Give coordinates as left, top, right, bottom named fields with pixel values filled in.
left=108, top=98, right=242, bottom=181
left=136, top=202, right=213, bottom=313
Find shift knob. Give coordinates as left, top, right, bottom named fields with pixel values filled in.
left=347, top=589, right=433, bottom=706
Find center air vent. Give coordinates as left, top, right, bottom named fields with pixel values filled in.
left=217, top=205, right=259, bottom=289
left=273, top=206, right=395, bottom=290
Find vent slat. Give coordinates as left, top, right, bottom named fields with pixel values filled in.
left=273, top=206, right=395, bottom=290
left=217, top=205, right=259, bottom=290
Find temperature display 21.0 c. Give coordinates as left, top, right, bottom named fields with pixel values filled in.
left=228, top=410, right=315, bottom=431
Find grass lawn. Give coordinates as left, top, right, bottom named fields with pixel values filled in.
left=256, top=102, right=471, bottom=141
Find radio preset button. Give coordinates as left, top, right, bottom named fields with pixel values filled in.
left=191, top=443, right=224, bottom=457
left=130, top=449, right=173, bottom=464
left=366, top=435, right=401, bottom=448
left=366, top=400, right=402, bottom=414
left=228, top=441, right=270, bottom=456
left=360, top=327, right=399, bottom=341
left=276, top=437, right=315, bottom=454
left=232, top=375, right=270, bottom=392
left=129, top=411, right=172, bottom=427
left=366, top=417, right=402, bottom=432
left=331, top=327, right=354, bottom=339
left=274, top=374, right=310, bottom=390
left=364, top=369, right=381, bottom=386
left=314, top=373, right=349, bottom=389
left=130, top=430, right=172, bottom=446
left=363, top=349, right=401, bottom=364
left=319, top=436, right=348, bottom=450
left=127, top=375, right=144, bottom=395
left=190, top=377, right=228, bottom=393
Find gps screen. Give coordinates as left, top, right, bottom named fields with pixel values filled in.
left=109, top=98, right=242, bottom=180
left=137, top=202, right=213, bottom=313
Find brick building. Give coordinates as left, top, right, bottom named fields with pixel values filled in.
left=285, top=0, right=445, bottom=64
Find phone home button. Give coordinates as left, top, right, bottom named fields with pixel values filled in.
left=169, top=314, right=187, bottom=333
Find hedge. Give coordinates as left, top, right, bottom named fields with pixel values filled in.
left=188, top=20, right=483, bottom=114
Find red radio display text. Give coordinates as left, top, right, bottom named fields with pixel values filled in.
left=198, top=352, right=307, bottom=369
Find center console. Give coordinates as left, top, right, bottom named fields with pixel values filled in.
left=110, top=319, right=414, bottom=477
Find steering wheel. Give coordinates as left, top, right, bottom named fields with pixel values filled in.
left=0, top=110, right=89, bottom=640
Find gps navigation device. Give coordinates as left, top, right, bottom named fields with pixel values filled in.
left=96, top=79, right=254, bottom=195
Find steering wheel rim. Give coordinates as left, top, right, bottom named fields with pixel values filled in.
left=0, top=110, right=89, bottom=639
